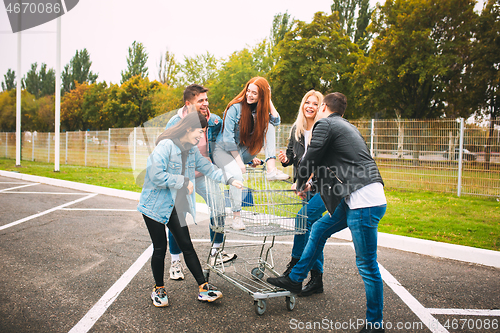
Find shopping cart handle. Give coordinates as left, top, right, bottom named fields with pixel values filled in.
left=247, top=159, right=264, bottom=166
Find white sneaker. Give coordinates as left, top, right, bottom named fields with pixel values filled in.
left=169, top=260, right=184, bottom=280
left=210, top=250, right=237, bottom=265
left=266, top=169, right=290, bottom=181
left=232, top=216, right=245, bottom=230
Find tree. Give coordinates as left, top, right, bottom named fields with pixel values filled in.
left=36, top=95, right=55, bottom=132
left=105, top=76, right=161, bottom=128
left=331, top=0, right=373, bottom=50
left=1, top=69, right=16, bottom=91
left=60, top=82, right=91, bottom=131
left=121, top=41, right=149, bottom=84
left=179, top=52, right=219, bottom=87
left=467, top=0, right=500, bottom=168
left=269, top=12, right=362, bottom=122
left=81, top=82, right=111, bottom=130
left=22, top=63, right=41, bottom=98
left=352, top=0, right=477, bottom=119
left=270, top=11, right=296, bottom=48
left=62, top=49, right=98, bottom=93
left=157, top=49, right=180, bottom=87
left=208, top=45, right=272, bottom=115
left=149, top=84, right=184, bottom=118
left=0, top=90, right=38, bottom=131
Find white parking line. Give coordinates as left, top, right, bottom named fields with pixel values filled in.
left=0, top=183, right=39, bottom=192
left=428, top=308, right=500, bottom=316
left=0, top=193, right=98, bottom=231
left=68, top=244, right=153, bottom=333
left=3, top=191, right=89, bottom=195
left=60, top=208, right=138, bottom=212
left=379, top=263, right=449, bottom=333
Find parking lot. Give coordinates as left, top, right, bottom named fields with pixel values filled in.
left=0, top=174, right=499, bottom=333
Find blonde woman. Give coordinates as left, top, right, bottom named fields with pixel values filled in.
left=277, top=90, right=327, bottom=297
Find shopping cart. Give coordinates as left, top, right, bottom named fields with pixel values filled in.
left=204, top=165, right=307, bottom=315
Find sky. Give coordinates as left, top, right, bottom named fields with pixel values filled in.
left=0, top=0, right=343, bottom=85
left=0, top=0, right=487, bottom=86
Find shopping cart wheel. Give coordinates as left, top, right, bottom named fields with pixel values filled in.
left=286, top=295, right=296, bottom=311
left=203, top=269, right=210, bottom=282
left=251, top=267, right=265, bottom=280
left=254, top=299, right=267, bottom=315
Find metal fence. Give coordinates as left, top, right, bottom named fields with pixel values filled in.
left=1, top=118, right=499, bottom=198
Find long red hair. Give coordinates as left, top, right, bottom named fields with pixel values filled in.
left=223, top=77, right=271, bottom=155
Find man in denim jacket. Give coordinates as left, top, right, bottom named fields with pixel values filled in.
left=165, top=84, right=235, bottom=281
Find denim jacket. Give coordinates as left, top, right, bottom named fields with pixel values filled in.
left=167, top=107, right=222, bottom=159
left=216, top=102, right=281, bottom=152
left=137, top=138, right=229, bottom=224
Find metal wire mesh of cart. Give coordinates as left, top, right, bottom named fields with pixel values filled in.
left=205, top=165, right=307, bottom=237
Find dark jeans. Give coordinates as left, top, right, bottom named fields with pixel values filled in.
left=143, top=209, right=205, bottom=287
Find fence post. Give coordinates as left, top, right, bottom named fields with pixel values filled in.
left=5, top=133, right=7, bottom=158
left=85, top=131, right=87, bottom=167
left=133, top=127, right=137, bottom=171
left=457, top=118, right=464, bottom=197
left=108, top=128, right=111, bottom=168
left=65, top=131, right=68, bottom=164
left=48, top=132, right=51, bottom=163
left=32, top=133, right=34, bottom=161
left=370, top=119, right=375, bottom=157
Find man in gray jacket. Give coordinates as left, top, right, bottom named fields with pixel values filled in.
left=267, top=92, right=387, bottom=333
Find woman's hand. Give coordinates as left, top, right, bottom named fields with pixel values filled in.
left=187, top=181, right=194, bottom=195
left=231, top=180, right=244, bottom=189
left=238, top=161, right=247, bottom=174
left=250, top=157, right=262, bottom=167
left=278, top=150, right=288, bottom=164
left=290, top=183, right=297, bottom=191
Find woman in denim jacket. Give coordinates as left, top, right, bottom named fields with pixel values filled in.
left=213, top=77, right=283, bottom=230
left=137, top=112, right=243, bottom=307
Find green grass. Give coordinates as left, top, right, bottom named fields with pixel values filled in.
left=1, top=158, right=499, bottom=251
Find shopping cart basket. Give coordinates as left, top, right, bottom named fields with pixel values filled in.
left=204, top=165, right=307, bottom=315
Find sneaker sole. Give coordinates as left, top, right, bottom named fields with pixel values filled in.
left=151, top=295, right=169, bottom=307
left=198, top=294, right=223, bottom=302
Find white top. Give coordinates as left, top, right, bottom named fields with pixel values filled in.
left=345, top=182, right=387, bottom=209
left=303, top=130, right=311, bottom=155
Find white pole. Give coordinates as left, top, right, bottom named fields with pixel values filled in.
left=54, top=17, right=61, bottom=171
left=16, top=32, right=22, bottom=166
left=32, top=133, right=34, bottom=161
left=457, top=118, right=464, bottom=197
left=107, top=128, right=111, bottom=168
left=65, top=131, right=68, bottom=164
left=48, top=132, right=51, bottom=163
left=370, top=119, right=375, bottom=157
left=85, top=132, right=87, bottom=166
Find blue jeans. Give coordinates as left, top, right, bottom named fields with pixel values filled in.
left=291, top=192, right=326, bottom=272
left=289, top=199, right=387, bottom=325
left=169, top=176, right=224, bottom=255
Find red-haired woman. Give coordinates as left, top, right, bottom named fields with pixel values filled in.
left=213, top=77, right=286, bottom=230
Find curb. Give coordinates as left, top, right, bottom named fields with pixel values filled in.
left=1, top=170, right=499, bottom=269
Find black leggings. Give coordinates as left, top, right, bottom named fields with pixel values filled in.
left=143, top=209, right=205, bottom=286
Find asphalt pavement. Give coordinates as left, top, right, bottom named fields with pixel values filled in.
left=0, top=174, right=499, bottom=333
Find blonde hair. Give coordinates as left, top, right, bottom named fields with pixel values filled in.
left=292, top=90, right=324, bottom=144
